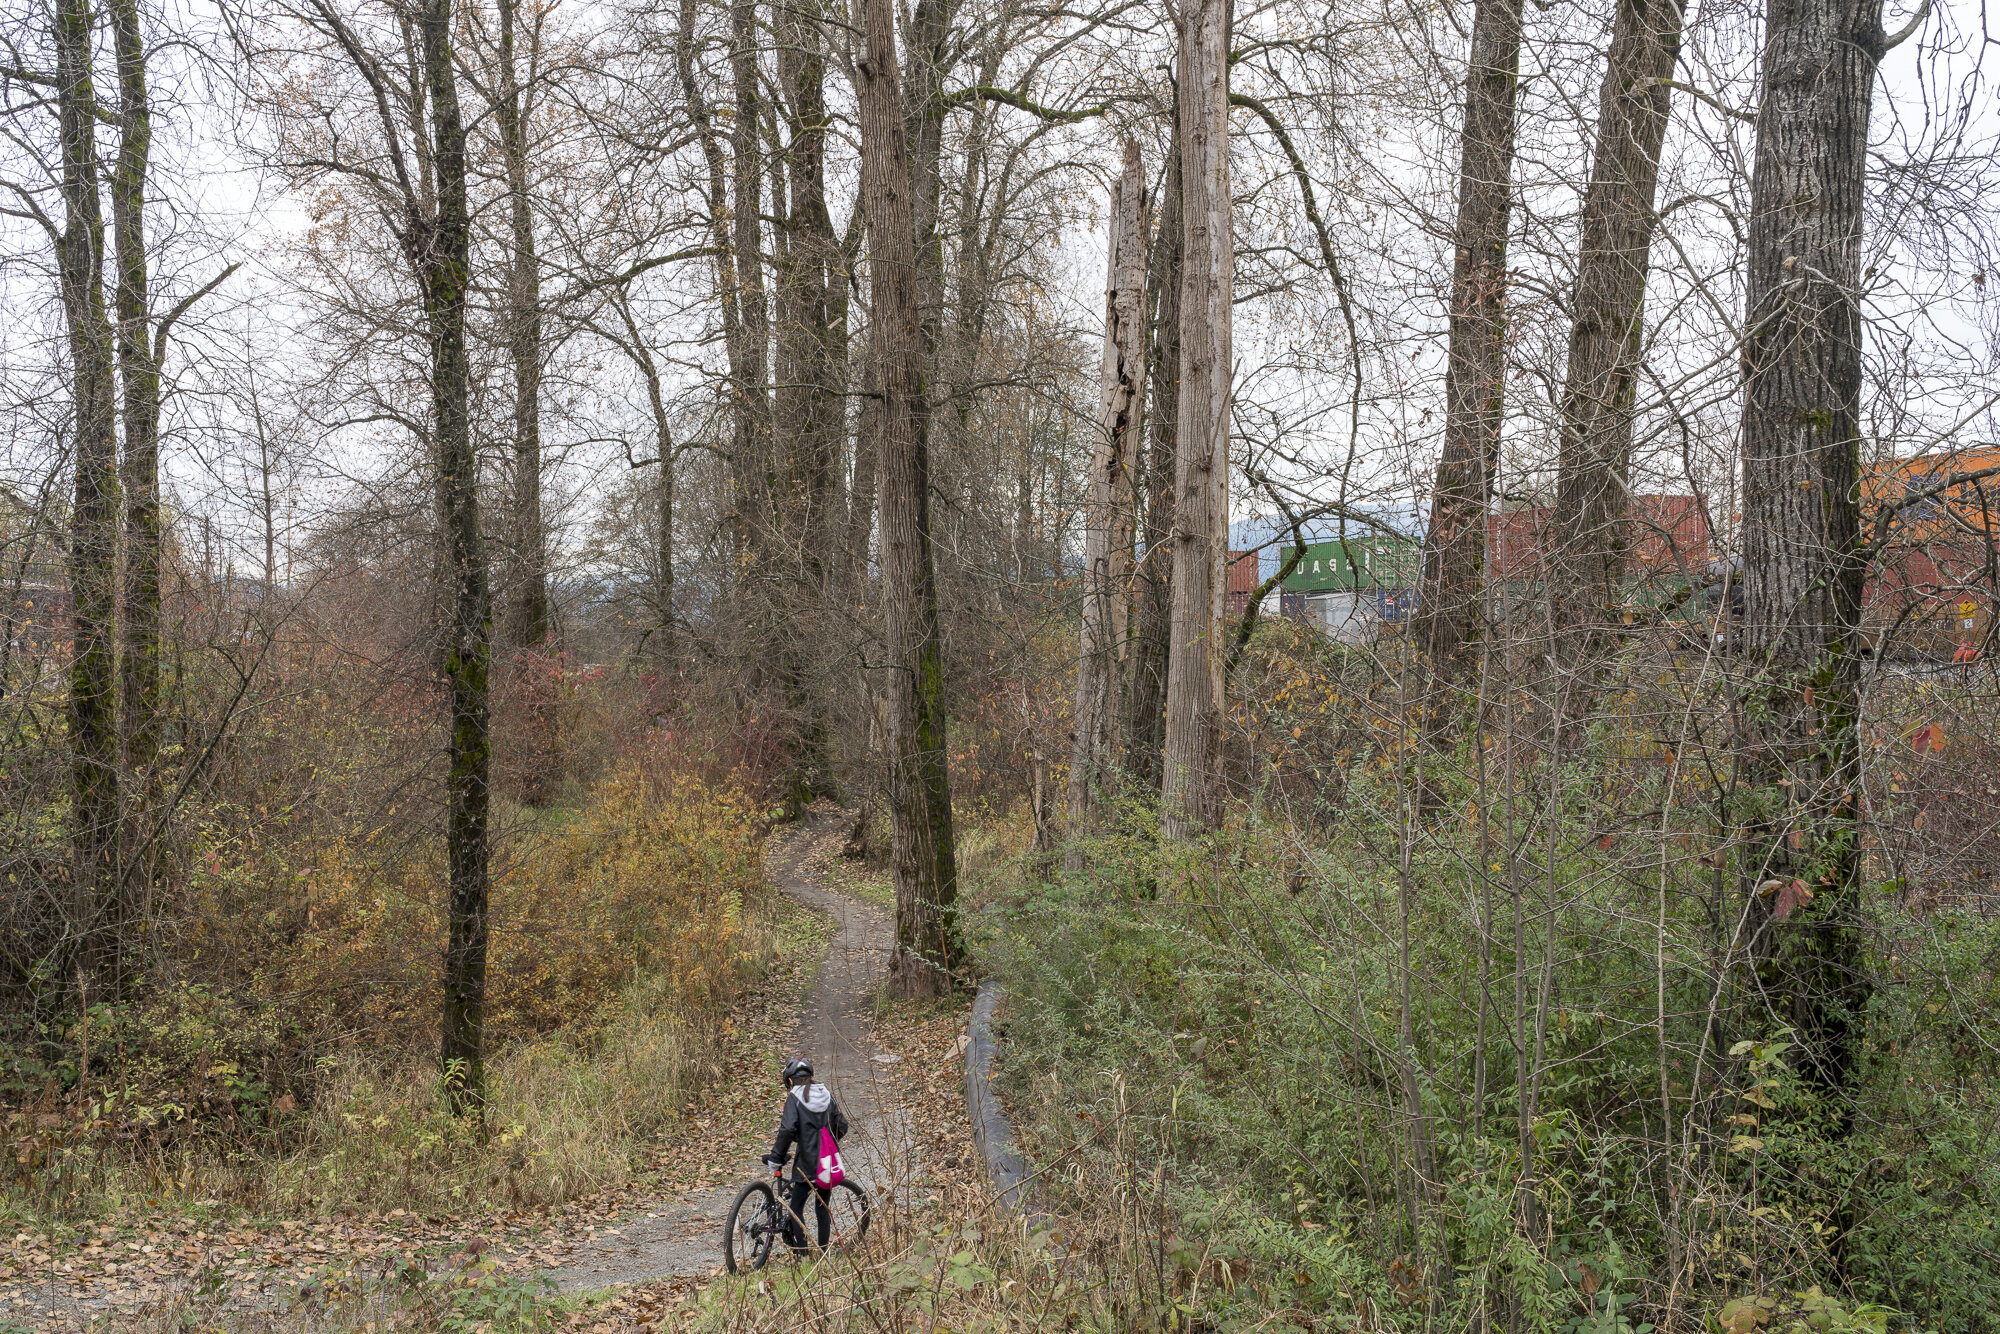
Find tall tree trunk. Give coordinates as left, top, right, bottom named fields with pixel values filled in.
left=729, top=0, right=772, bottom=574
left=420, top=0, right=493, bottom=1114
left=902, top=0, right=952, bottom=361
left=107, top=0, right=159, bottom=791
left=1127, top=110, right=1182, bottom=793
left=1736, top=0, right=1887, bottom=1113
left=1068, top=142, right=1147, bottom=847
left=1550, top=0, right=1685, bottom=681
left=54, top=0, right=124, bottom=985
left=774, top=0, right=841, bottom=804
left=496, top=0, right=548, bottom=652
left=1414, top=0, right=1527, bottom=716
left=675, top=0, right=748, bottom=580
left=858, top=0, right=960, bottom=996
left=1160, top=0, right=1231, bottom=840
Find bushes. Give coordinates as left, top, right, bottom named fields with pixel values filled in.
left=0, top=745, right=773, bottom=1220
left=981, top=798, right=2000, bottom=1333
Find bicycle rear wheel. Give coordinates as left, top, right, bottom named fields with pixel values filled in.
left=827, top=1179, right=871, bottom=1252
left=723, top=1179, right=779, bottom=1274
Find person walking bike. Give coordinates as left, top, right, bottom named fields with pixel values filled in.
left=762, top=1057, right=849, bottom=1256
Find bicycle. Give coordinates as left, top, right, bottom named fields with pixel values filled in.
left=723, top=1166, right=871, bottom=1273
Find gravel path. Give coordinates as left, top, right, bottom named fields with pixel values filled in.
left=539, top=807, right=902, bottom=1290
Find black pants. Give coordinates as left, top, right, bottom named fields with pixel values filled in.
left=783, top=1177, right=832, bottom=1252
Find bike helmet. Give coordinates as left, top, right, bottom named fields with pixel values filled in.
left=782, top=1057, right=814, bottom=1085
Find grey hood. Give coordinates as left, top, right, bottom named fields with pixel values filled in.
left=793, top=1082, right=832, bottom=1114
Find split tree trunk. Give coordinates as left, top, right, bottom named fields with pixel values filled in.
left=1067, top=142, right=1148, bottom=845
left=1126, top=114, right=1182, bottom=794
left=54, top=0, right=124, bottom=984
left=1160, top=0, right=1232, bottom=840
left=1735, top=0, right=1887, bottom=1108
left=858, top=0, right=960, bottom=996
left=1550, top=0, right=1685, bottom=676
left=1414, top=0, right=1527, bottom=713
left=420, top=0, right=494, bottom=1114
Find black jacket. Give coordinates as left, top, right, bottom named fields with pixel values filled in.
left=766, top=1085, right=848, bottom=1181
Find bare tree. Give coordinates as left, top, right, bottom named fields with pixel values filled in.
left=1549, top=0, right=1685, bottom=681
left=771, top=0, right=846, bottom=802
left=107, top=0, right=159, bottom=781
left=1735, top=0, right=1895, bottom=1107
left=857, top=0, right=960, bottom=996
left=494, top=0, right=548, bottom=652
left=287, top=0, right=495, bottom=1110
left=1413, top=0, right=1526, bottom=711
left=52, top=0, right=123, bottom=980
left=1161, top=0, right=1231, bottom=839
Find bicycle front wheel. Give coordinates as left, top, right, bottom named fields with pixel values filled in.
left=723, top=1179, right=779, bottom=1274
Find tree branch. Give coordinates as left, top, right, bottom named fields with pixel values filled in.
left=152, top=261, right=243, bottom=361
left=1225, top=481, right=1311, bottom=677
left=939, top=85, right=1110, bottom=123
left=1228, top=91, right=1365, bottom=538
left=553, top=244, right=726, bottom=306
left=1881, top=0, right=1931, bottom=50
left=1654, top=78, right=1753, bottom=123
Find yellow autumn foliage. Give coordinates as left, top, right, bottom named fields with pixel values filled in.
left=282, top=763, right=768, bottom=1050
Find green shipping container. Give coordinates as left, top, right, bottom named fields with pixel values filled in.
left=1280, top=537, right=1421, bottom=593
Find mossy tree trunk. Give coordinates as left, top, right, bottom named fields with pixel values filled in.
left=108, top=0, right=159, bottom=794
left=54, top=0, right=124, bottom=985
left=416, top=0, right=494, bottom=1115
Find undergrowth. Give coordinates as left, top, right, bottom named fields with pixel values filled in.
left=2, top=753, right=773, bottom=1224
left=972, top=792, right=2000, bottom=1334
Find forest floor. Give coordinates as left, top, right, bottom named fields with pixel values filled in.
left=0, top=807, right=980, bottom=1334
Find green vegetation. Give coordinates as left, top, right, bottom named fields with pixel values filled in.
left=977, top=773, right=2000, bottom=1332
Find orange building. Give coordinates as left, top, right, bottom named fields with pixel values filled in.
left=1862, top=445, right=2000, bottom=655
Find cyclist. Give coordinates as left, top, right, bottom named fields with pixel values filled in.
left=761, top=1057, right=850, bottom=1256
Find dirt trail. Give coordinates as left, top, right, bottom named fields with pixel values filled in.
left=0, top=808, right=904, bottom=1328
left=540, top=807, right=906, bottom=1291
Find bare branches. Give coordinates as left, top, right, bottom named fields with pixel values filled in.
left=938, top=83, right=1115, bottom=122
